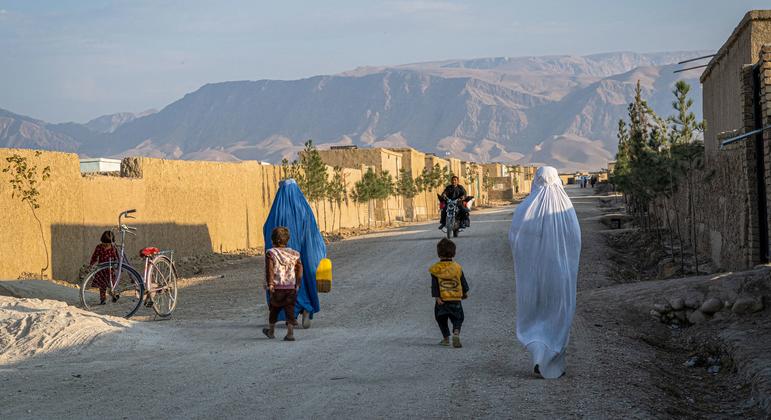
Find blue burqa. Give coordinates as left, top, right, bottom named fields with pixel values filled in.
left=263, top=179, right=325, bottom=320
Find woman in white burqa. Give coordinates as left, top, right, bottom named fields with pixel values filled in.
left=509, top=166, right=581, bottom=379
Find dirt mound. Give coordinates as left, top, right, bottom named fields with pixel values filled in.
left=0, top=296, right=133, bottom=364
left=0, top=280, right=82, bottom=305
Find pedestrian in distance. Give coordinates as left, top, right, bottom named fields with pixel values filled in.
left=429, top=238, right=469, bottom=348
left=263, top=226, right=303, bottom=341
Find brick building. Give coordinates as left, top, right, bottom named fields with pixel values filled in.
left=674, top=10, right=771, bottom=270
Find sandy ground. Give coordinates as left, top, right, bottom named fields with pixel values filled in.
left=0, top=186, right=764, bottom=418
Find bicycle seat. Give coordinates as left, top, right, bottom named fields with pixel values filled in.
left=140, top=247, right=160, bottom=258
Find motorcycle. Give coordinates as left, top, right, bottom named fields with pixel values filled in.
left=439, top=195, right=474, bottom=239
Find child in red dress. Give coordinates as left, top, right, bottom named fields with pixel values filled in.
left=89, top=230, right=118, bottom=304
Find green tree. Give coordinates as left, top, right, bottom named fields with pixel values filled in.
left=612, top=79, right=706, bottom=276
left=376, top=170, right=395, bottom=224
left=281, top=157, right=303, bottom=183
left=440, top=165, right=452, bottom=185
left=326, top=166, right=348, bottom=233
left=298, top=140, right=329, bottom=226
left=614, top=81, right=659, bottom=222
left=349, top=185, right=364, bottom=228
left=354, top=168, right=380, bottom=228
left=669, top=80, right=706, bottom=273
left=280, top=158, right=291, bottom=179
left=464, top=163, right=479, bottom=197
left=431, top=164, right=444, bottom=192
left=415, top=167, right=432, bottom=220
left=396, top=168, right=417, bottom=221
left=3, top=151, right=52, bottom=277
left=670, top=81, right=704, bottom=146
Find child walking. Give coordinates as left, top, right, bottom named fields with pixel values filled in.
left=89, top=230, right=118, bottom=304
left=429, top=238, right=469, bottom=348
left=263, top=226, right=303, bottom=341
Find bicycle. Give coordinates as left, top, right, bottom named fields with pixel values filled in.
left=79, top=209, right=179, bottom=319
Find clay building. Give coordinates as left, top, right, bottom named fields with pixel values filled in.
left=670, top=10, right=771, bottom=270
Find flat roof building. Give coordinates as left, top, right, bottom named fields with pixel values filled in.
left=79, top=158, right=121, bottom=174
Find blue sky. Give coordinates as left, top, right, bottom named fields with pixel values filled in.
left=1, top=0, right=768, bottom=122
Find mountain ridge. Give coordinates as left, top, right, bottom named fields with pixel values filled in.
left=0, top=50, right=707, bottom=171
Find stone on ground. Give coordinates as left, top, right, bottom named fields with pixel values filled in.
left=669, top=297, right=685, bottom=311
left=700, top=297, right=723, bottom=315
left=688, top=310, right=709, bottom=324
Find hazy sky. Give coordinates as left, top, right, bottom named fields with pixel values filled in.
left=1, top=1, right=768, bottom=122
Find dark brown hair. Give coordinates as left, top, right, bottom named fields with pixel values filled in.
left=100, top=230, right=114, bottom=244
left=437, top=238, right=456, bottom=259
left=271, top=226, right=291, bottom=247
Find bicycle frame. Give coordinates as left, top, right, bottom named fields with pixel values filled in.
left=109, top=210, right=175, bottom=294
left=142, top=250, right=175, bottom=294
left=106, top=209, right=136, bottom=292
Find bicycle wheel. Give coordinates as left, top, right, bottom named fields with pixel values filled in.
left=80, top=262, right=144, bottom=319
left=147, top=255, right=178, bottom=317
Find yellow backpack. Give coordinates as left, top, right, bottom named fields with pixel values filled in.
left=316, top=258, right=332, bottom=293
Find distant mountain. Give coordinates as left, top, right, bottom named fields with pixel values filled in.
left=0, top=51, right=707, bottom=171
left=0, top=108, right=80, bottom=151
left=85, top=110, right=157, bottom=134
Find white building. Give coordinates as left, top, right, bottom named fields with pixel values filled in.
left=79, top=158, right=122, bottom=173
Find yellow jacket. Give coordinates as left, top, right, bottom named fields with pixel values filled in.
left=429, top=261, right=468, bottom=301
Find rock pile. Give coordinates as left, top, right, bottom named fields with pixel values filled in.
left=650, top=295, right=764, bottom=326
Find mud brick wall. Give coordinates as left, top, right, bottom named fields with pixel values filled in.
left=0, top=150, right=374, bottom=282
left=651, top=11, right=771, bottom=271
left=652, top=43, right=771, bottom=271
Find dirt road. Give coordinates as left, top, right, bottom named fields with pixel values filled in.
left=0, top=186, right=707, bottom=418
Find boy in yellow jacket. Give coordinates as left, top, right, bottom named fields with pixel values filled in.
left=429, top=238, right=469, bottom=348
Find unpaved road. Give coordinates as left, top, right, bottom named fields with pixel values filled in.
left=0, top=187, right=696, bottom=418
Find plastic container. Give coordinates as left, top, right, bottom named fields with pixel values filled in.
left=316, top=258, right=332, bottom=293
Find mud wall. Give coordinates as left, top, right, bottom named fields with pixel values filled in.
left=650, top=20, right=771, bottom=271
left=0, top=150, right=372, bottom=282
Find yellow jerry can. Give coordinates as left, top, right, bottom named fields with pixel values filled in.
left=316, top=258, right=332, bottom=293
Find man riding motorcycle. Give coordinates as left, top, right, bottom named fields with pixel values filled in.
left=438, top=176, right=470, bottom=230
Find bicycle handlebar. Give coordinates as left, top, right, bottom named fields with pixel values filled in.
left=121, top=209, right=137, bottom=219
left=122, top=227, right=137, bottom=236
left=118, top=209, right=138, bottom=233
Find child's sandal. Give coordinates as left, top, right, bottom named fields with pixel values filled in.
left=452, top=335, right=462, bottom=348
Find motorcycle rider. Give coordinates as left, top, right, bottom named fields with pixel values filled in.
left=438, top=176, right=469, bottom=230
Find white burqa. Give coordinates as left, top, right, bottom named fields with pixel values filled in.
left=508, top=166, right=581, bottom=379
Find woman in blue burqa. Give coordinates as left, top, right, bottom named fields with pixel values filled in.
left=263, top=178, right=326, bottom=328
